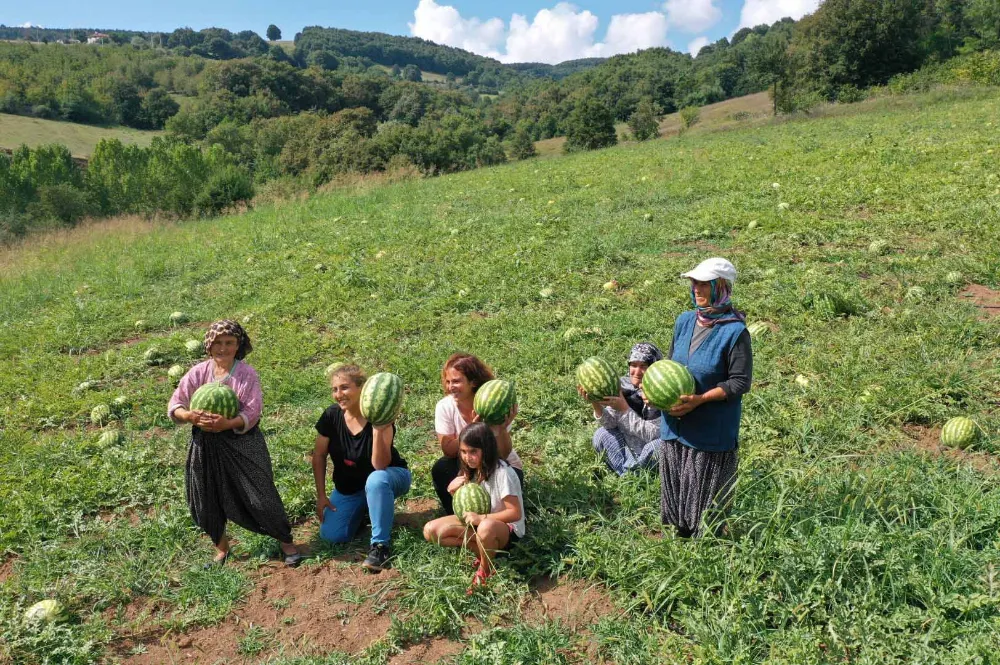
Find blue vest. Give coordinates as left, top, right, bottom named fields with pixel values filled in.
left=660, top=310, right=745, bottom=452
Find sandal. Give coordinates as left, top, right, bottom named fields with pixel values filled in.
left=204, top=551, right=230, bottom=569
left=283, top=552, right=304, bottom=567
left=465, top=567, right=492, bottom=595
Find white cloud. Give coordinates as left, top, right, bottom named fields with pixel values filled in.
left=19, top=22, right=44, bottom=28
left=664, top=0, right=721, bottom=33
left=409, top=1, right=670, bottom=64
left=687, top=36, right=710, bottom=56
left=737, top=0, right=821, bottom=29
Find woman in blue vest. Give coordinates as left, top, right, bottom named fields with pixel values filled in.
left=659, top=258, right=752, bottom=538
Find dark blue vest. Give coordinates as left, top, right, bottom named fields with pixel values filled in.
left=660, top=310, right=745, bottom=452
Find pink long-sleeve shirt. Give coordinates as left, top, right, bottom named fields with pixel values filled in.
left=168, top=360, right=263, bottom=434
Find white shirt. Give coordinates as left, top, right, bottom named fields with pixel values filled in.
left=435, top=396, right=523, bottom=470
left=481, top=462, right=526, bottom=538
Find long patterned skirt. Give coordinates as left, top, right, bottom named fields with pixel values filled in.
left=186, top=426, right=293, bottom=546
left=658, top=439, right=738, bottom=538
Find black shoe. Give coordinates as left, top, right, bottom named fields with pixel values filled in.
left=361, top=543, right=391, bottom=573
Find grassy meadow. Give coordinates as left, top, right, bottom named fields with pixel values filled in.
left=0, top=113, right=160, bottom=158
left=1, top=87, right=999, bottom=664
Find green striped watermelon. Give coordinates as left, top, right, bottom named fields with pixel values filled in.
left=324, top=361, right=346, bottom=379
left=190, top=383, right=239, bottom=419
left=23, top=599, right=66, bottom=625
left=91, top=404, right=111, bottom=426
left=360, top=372, right=404, bottom=426
left=167, top=365, right=185, bottom=383
left=940, top=417, right=978, bottom=449
left=642, top=360, right=695, bottom=410
left=474, top=379, right=517, bottom=425
left=185, top=340, right=203, bottom=356
left=453, top=482, right=491, bottom=524
left=576, top=357, right=618, bottom=400
left=98, top=430, right=125, bottom=447
left=746, top=321, right=769, bottom=338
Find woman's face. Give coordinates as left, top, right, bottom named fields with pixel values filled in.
left=209, top=334, right=239, bottom=364
left=444, top=368, right=474, bottom=400
left=330, top=375, right=361, bottom=411
left=459, top=441, right=482, bottom=471
left=691, top=279, right=713, bottom=307
left=627, top=361, right=650, bottom=388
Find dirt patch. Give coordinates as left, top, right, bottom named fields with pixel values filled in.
left=959, top=284, right=1000, bottom=320
left=523, top=578, right=616, bottom=631
left=388, top=637, right=464, bottom=665
left=900, top=425, right=999, bottom=475
left=395, top=497, right=440, bottom=532
left=117, top=564, right=400, bottom=664
left=0, top=557, right=16, bottom=584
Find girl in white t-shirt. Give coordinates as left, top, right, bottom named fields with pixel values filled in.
left=423, top=422, right=525, bottom=592
left=432, top=353, right=523, bottom=514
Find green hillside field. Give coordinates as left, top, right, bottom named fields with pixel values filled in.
left=1, top=87, right=999, bottom=664
left=0, top=112, right=160, bottom=158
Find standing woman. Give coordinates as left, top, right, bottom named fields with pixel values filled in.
left=431, top=353, right=523, bottom=515
left=168, top=320, right=302, bottom=566
left=659, top=258, right=752, bottom=538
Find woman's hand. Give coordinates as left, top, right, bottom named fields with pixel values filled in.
left=668, top=394, right=703, bottom=417
left=501, top=403, right=518, bottom=429
left=598, top=390, right=628, bottom=413
left=372, top=420, right=395, bottom=433
left=576, top=385, right=595, bottom=402
left=463, top=512, right=484, bottom=527
left=447, top=475, right=467, bottom=493
left=316, top=496, right=334, bottom=521
left=195, top=412, right=239, bottom=432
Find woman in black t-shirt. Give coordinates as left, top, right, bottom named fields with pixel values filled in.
left=312, top=364, right=410, bottom=572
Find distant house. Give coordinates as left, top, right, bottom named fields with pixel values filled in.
left=87, top=32, right=110, bottom=44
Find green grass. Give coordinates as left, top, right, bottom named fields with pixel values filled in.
left=0, top=113, right=160, bottom=158
left=1, top=86, right=1000, bottom=664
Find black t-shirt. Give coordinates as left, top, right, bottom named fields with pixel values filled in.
left=315, top=405, right=408, bottom=495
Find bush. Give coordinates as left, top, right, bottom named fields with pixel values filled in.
left=627, top=97, right=660, bottom=141
left=564, top=96, right=617, bottom=153
left=835, top=84, right=867, bottom=104
left=679, top=106, right=700, bottom=129
left=194, top=166, right=254, bottom=216
left=28, top=184, right=93, bottom=225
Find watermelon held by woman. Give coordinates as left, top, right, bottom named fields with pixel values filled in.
left=642, top=360, right=695, bottom=411
left=474, top=379, right=517, bottom=425
left=360, top=372, right=404, bottom=426
left=453, top=482, right=491, bottom=525
left=940, top=416, right=978, bottom=449
left=189, top=383, right=240, bottom=419
left=576, top=357, right=618, bottom=400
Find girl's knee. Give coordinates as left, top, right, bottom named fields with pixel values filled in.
left=365, top=470, right=391, bottom=493
left=423, top=522, right=436, bottom=543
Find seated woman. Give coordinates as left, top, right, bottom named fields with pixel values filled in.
left=312, top=364, right=411, bottom=572
left=168, top=320, right=301, bottom=567
left=431, top=353, right=523, bottom=514
left=423, top=422, right=525, bottom=592
left=580, top=342, right=664, bottom=476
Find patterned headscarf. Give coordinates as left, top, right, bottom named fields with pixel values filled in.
left=204, top=320, right=254, bottom=359
left=691, top=278, right=746, bottom=327
left=628, top=342, right=663, bottom=365
left=622, top=342, right=663, bottom=420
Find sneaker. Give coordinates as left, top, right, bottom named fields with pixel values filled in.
left=361, top=543, right=391, bottom=573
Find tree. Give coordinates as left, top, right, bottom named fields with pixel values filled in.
left=306, top=49, right=339, bottom=70
left=968, top=0, right=1000, bottom=47
left=747, top=33, right=791, bottom=115
left=628, top=97, right=660, bottom=141
left=402, top=64, right=422, bottom=82
left=139, top=88, right=180, bottom=129
left=508, top=123, right=537, bottom=160
left=564, top=96, right=617, bottom=152
left=266, top=24, right=282, bottom=42
left=106, top=79, right=143, bottom=127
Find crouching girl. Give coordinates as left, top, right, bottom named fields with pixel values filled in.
left=423, top=422, right=525, bottom=592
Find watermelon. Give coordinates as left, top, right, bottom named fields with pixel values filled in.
left=453, top=482, right=491, bottom=524
left=167, top=365, right=185, bottom=382
left=91, top=404, right=111, bottom=426
left=474, top=379, right=517, bottom=426
left=112, top=395, right=130, bottom=411
left=144, top=346, right=166, bottom=366
left=185, top=339, right=203, bottom=356
left=23, top=599, right=66, bottom=625
left=324, top=361, right=346, bottom=379
left=802, top=291, right=854, bottom=318
left=642, top=360, right=695, bottom=410
left=169, top=311, right=188, bottom=325
left=746, top=321, right=769, bottom=338
left=868, top=239, right=890, bottom=256
left=576, top=357, right=618, bottom=400
left=945, top=271, right=964, bottom=286
left=134, top=320, right=147, bottom=331
left=941, top=417, right=978, bottom=449
left=75, top=380, right=99, bottom=393
left=98, top=430, right=125, bottom=447
left=190, top=383, right=239, bottom=419
left=360, top=372, right=404, bottom=426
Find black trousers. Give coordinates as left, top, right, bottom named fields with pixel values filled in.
left=431, top=455, right=525, bottom=515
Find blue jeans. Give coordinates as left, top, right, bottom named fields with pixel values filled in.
left=319, top=467, right=412, bottom=545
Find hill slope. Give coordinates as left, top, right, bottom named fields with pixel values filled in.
left=1, top=88, right=999, bottom=663
left=0, top=112, right=160, bottom=157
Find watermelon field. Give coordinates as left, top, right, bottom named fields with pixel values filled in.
left=2, top=86, right=1000, bottom=664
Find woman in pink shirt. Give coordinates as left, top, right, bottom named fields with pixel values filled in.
left=168, top=320, right=301, bottom=567
left=431, top=353, right=522, bottom=514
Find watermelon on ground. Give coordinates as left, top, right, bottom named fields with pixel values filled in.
left=91, top=404, right=111, bottom=426
left=169, top=311, right=188, bottom=325
left=576, top=357, right=618, bottom=400
left=747, top=321, right=769, bottom=338
left=144, top=347, right=166, bottom=366
left=98, top=430, right=125, bottom=447
left=940, top=416, right=978, bottom=449
left=185, top=340, right=203, bottom=356
left=474, top=379, right=517, bottom=425
left=360, top=372, right=404, bottom=426
left=190, top=383, right=240, bottom=419
left=642, top=360, right=695, bottom=411
left=453, top=482, right=491, bottom=524
left=168, top=365, right=185, bottom=382
left=23, top=599, right=65, bottom=625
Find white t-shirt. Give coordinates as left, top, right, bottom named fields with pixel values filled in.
left=481, top=462, right=526, bottom=538
left=434, top=396, right=523, bottom=470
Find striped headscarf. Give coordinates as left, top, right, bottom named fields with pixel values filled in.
left=691, top=279, right=746, bottom=327
left=204, top=320, right=254, bottom=359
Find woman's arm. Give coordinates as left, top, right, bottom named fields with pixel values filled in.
left=312, top=434, right=334, bottom=520
left=468, top=495, right=521, bottom=526
left=437, top=433, right=459, bottom=458
left=615, top=406, right=660, bottom=441
left=489, top=404, right=517, bottom=460
left=717, top=329, right=753, bottom=398
left=371, top=422, right=395, bottom=470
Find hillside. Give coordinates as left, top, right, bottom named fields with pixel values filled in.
left=1, top=87, right=999, bottom=663
left=0, top=112, right=160, bottom=157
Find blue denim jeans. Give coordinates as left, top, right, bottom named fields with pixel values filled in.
left=319, top=467, right=412, bottom=545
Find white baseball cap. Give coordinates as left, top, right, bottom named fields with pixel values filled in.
left=680, top=257, right=737, bottom=284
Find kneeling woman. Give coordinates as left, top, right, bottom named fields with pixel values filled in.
left=312, top=364, right=411, bottom=572
left=168, top=320, right=301, bottom=567
left=423, top=423, right=525, bottom=591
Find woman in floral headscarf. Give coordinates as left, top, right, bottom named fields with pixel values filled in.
left=659, top=258, right=752, bottom=538
left=168, top=320, right=302, bottom=567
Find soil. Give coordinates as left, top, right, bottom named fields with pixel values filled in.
left=523, top=577, right=616, bottom=632
left=959, top=284, right=1000, bottom=320
left=900, top=425, right=999, bottom=475
left=387, top=637, right=465, bottom=665
left=0, top=556, right=15, bottom=584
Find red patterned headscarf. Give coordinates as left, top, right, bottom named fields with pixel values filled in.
left=204, top=320, right=253, bottom=359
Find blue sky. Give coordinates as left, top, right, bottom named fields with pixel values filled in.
left=4, top=0, right=820, bottom=63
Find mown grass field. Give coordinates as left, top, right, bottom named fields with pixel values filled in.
left=0, top=113, right=160, bottom=158
left=2, top=87, right=1000, bottom=664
